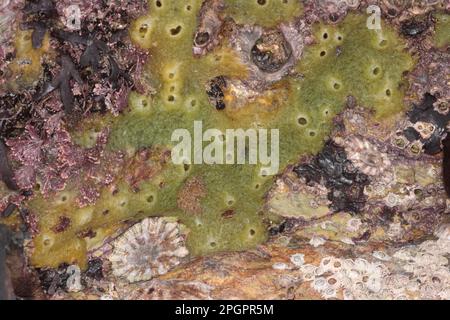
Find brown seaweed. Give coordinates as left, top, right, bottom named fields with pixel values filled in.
left=35, top=55, right=83, bottom=113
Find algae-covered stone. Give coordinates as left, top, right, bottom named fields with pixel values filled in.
left=27, top=3, right=415, bottom=267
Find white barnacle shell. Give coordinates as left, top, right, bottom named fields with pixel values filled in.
left=309, top=235, right=326, bottom=247
left=366, top=274, right=382, bottom=293
left=109, top=217, right=189, bottom=283
left=372, top=251, right=392, bottom=261
left=346, top=217, right=362, bottom=232
left=434, top=223, right=450, bottom=241
left=302, top=272, right=316, bottom=282
left=272, top=262, right=289, bottom=270
left=413, top=121, right=435, bottom=140
left=300, top=263, right=317, bottom=273
left=290, top=253, right=305, bottom=267
left=343, top=289, right=354, bottom=300
left=384, top=193, right=399, bottom=208
left=66, top=265, right=83, bottom=293
left=321, top=286, right=337, bottom=300
left=341, top=237, right=355, bottom=245
left=392, top=247, right=414, bottom=261
left=387, top=222, right=403, bottom=238
left=341, top=136, right=391, bottom=176
left=354, top=258, right=369, bottom=272
left=312, top=277, right=328, bottom=291
left=320, top=256, right=334, bottom=268
left=438, top=288, right=450, bottom=300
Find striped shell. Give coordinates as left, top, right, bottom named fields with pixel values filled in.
left=109, top=217, right=189, bottom=283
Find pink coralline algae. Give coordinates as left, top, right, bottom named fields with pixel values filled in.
left=6, top=113, right=124, bottom=205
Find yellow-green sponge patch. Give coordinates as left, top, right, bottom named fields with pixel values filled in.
left=223, top=0, right=303, bottom=27
left=434, top=12, right=450, bottom=48
left=295, top=14, right=414, bottom=120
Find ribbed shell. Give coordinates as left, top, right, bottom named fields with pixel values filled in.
left=109, top=217, right=189, bottom=283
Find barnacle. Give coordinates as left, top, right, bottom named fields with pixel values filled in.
left=193, top=0, right=225, bottom=56
left=251, top=29, right=293, bottom=73
left=396, top=93, right=450, bottom=155
left=335, top=135, right=391, bottom=176
left=0, top=0, right=448, bottom=301
left=109, top=217, right=189, bottom=283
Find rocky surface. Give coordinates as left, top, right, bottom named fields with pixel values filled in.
left=0, top=0, right=449, bottom=300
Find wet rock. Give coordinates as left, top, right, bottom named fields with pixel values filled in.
left=294, top=141, right=370, bottom=214
left=401, top=18, right=429, bottom=37
left=37, top=264, right=70, bottom=295
left=404, top=93, right=450, bottom=155
left=251, top=29, right=292, bottom=73
left=85, top=258, right=103, bottom=281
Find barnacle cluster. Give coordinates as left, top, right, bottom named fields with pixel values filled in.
left=271, top=104, right=448, bottom=247
left=0, top=0, right=448, bottom=300
left=297, top=224, right=450, bottom=300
